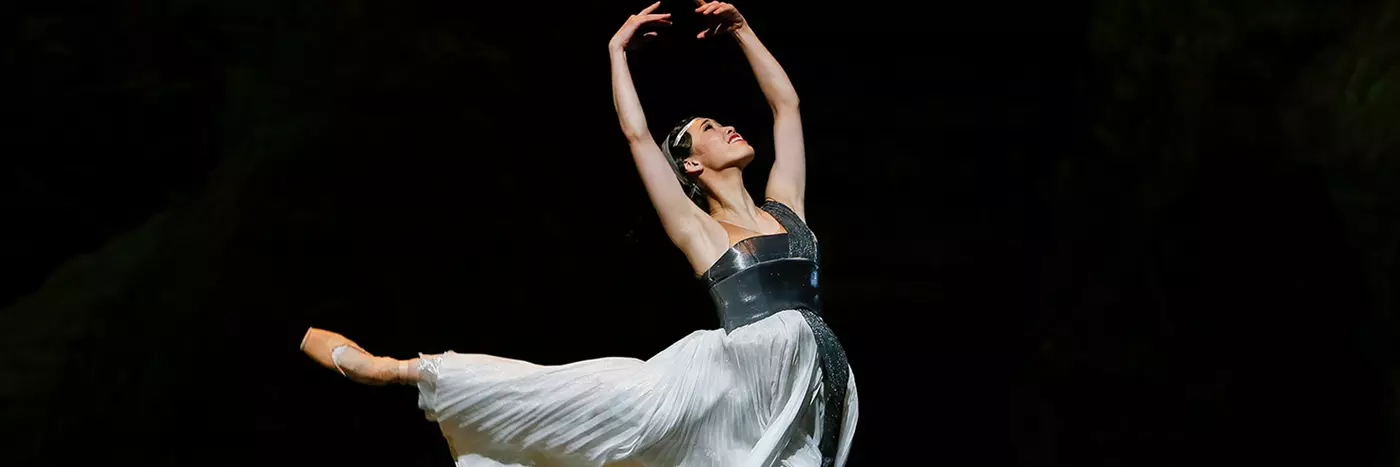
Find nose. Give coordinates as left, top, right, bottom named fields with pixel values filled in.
left=724, top=126, right=735, bottom=134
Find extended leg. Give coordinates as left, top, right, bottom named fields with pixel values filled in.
left=300, top=327, right=420, bottom=385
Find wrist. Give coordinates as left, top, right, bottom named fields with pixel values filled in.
left=608, top=36, right=628, bottom=53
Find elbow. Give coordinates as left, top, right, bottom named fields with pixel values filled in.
left=622, top=128, right=652, bottom=143
left=771, top=98, right=799, bottom=115
left=616, top=118, right=651, bottom=142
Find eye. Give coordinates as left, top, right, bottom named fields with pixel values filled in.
left=704, top=123, right=714, bottom=131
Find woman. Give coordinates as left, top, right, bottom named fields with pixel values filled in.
left=300, top=2, right=857, bottom=465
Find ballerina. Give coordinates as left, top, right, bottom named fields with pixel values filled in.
left=301, top=2, right=856, bottom=465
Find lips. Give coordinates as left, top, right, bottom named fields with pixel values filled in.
left=728, top=134, right=744, bottom=144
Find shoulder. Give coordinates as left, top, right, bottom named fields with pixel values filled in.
left=762, top=197, right=806, bottom=224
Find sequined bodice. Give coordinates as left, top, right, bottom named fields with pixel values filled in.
left=700, top=201, right=821, bottom=332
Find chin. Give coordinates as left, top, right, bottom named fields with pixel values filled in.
left=733, top=153, right=756, bottom=169
left=732, top=145, right=756, bottom=163
left=712, top=144, right=756, bottom=169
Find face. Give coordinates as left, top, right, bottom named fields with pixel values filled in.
left=679, top=118, right=754, bottom=176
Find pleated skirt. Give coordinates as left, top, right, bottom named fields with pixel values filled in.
left=415, top=309, right=859, bottom=467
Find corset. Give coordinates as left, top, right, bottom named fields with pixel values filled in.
left=700, top=234, right=821, bottom=332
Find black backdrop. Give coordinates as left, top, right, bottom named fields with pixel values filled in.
left=5, top=1, right=1398, bottom=466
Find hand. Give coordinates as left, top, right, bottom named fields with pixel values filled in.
left=610, top=2, right=672, bottom=51
left=694, top=0, right=745, bottom=39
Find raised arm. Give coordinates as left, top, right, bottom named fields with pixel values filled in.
left=698, top=1, right=806, bottom=218
left=610, top=3, right=712, bottom=250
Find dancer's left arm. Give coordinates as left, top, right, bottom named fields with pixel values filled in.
left=698, top=1, right=806, bottom=219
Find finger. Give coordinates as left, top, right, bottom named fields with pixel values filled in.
left=697, top=29, right=707, bottom=39
left=643, top=32, right=658, bottom=36
left=640, top=1, right=661, bottom=14
left=700, top=3, right=722, bottom=14
left=644, top=13, right=672, bottom=20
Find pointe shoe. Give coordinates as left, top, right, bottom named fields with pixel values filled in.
left=300, top=327, right=412, bottom=386
left=300, top=328, right=360, bottom=373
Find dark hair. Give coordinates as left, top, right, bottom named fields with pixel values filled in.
left=662, top=116, right=707, bottom=208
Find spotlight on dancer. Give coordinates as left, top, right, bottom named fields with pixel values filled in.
left=301, top=2, right=857, bottom=465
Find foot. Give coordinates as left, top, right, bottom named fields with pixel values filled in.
left=300, top=327, right=417, bottom=385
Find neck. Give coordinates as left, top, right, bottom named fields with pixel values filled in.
left=703, top=168, right=761, bottom=225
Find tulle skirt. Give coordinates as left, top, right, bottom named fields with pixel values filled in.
left=415, top=309, right=859, bottom=467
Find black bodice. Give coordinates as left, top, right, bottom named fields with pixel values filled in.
left=700, top=200, right=821, bottom=332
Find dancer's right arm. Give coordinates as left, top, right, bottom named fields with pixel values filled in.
left=610, top=4, right=712, bottom=251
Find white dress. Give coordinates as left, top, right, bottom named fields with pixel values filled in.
left=415, top=309, right=858, bottom=467
left=415, top=201, right=857, bottom=466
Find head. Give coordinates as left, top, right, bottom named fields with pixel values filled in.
left=660, top=116, right=755, bottom=204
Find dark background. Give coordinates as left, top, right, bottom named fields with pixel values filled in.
left=4, top=0, right=1398, bottom=466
